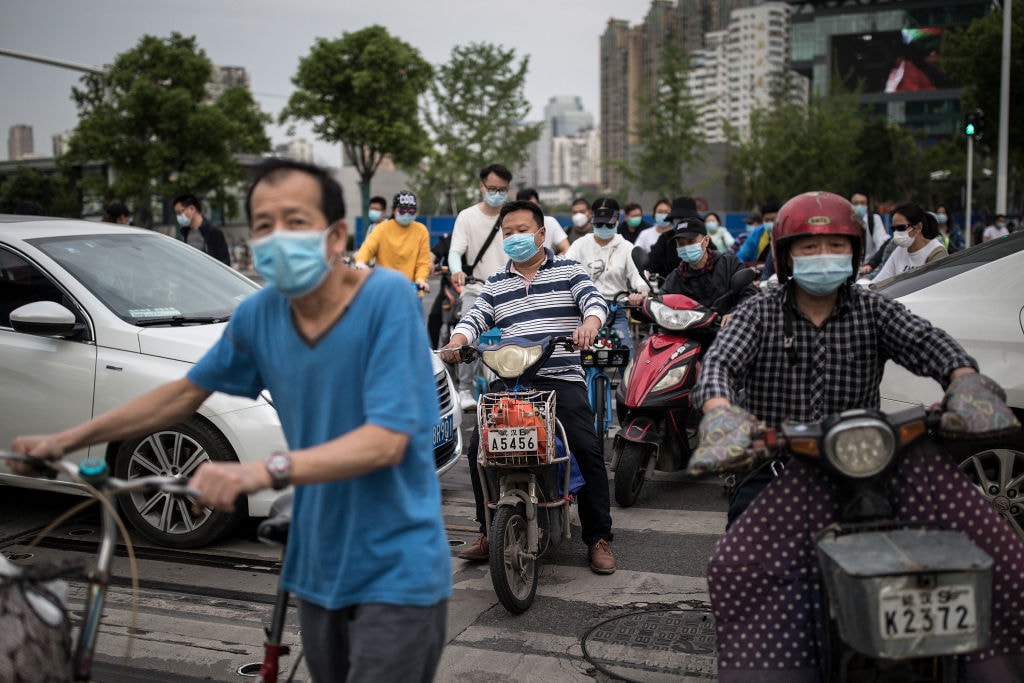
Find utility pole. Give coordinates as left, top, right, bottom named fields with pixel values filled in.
left=965, top=133, right=975, bottom=248
left=995, top=0, right=1012, bottom=214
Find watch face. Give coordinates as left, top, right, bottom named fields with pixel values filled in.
left=268, top=453, right=290, bottom=474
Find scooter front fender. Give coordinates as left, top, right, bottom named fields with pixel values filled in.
left=616, top=416, right=662, bottom=447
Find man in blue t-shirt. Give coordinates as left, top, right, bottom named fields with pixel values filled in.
left=11, top=158, right=451, bottom=683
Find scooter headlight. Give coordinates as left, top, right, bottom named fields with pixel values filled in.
left=823, top=418, right=895, bottom=478
left=652, top=364, right=689, bottom=393
left=481, top=344, right=544, bottom=379
left=649, top=301, right=708, bottom=330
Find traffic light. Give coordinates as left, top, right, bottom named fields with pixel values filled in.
left=965, top=109, right=985, bottom=138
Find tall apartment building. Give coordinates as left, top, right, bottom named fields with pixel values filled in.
left=51, top=131, right=73, bottom=158
left=273, top=139, right=314, bottom=163
left=206, top=65, right=252, bottom=102
left=8, top=125, right=33, bottom=161
left=687, top=3, right=804, bottom=143
left=533, top=96, right=596, bottom=187
left=600, top=0, right=758, bottom=190
left=551, top=127, right=601, bottom=188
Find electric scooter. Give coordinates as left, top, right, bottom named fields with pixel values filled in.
left=611, top=249, right=756, bottom=506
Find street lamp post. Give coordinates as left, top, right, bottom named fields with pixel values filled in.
left=995, top=0, right=1011, bottom=215
left=966, top=133, right=975, bottom=248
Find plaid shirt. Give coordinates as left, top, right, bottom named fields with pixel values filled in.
left=693, top=283, right=978, bottom=428
left=452, top=249, right=608, bottom=385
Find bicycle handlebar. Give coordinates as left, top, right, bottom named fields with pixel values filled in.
left=1, top=452, right=201, bottom=499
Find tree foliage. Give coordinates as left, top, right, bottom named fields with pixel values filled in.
left=0, top=166, right=80, bottom=217
left=413, top=43, right=541, bottom=214
left=64, top=33, right=270, bottom=218
left=941, top=5, right=1024, bottom=200
left=624, top=36, right=704, bottom=198
left=282, top=26, right=432, bottom=223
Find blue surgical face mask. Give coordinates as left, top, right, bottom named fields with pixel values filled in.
left=367, top=208, right=382, bottom=223
left=654, top=212, right=669, bottom=227
left=176, top=212, right=190, bottom=228
left=705, top=220, right=720, bottom=232
left=484, top=191, right=507, bottom=208
left=676, top=242, right=705, bottom=264
left=594, top=225, right=618, bottom=240
left=395, top=212, right=416, bottom=227
left=790, top=254, right=852, bottom=296
left=935, top=213, right=948, bottom=225
left=503, top=232, right=540, bottom=262
left=763, top=221, right=774, bottom=233
left=250, top=229, right=333, bottom=298
left=853, top=204, right=867, bottom=218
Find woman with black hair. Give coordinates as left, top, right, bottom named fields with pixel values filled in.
left=872, top=202, right=947, bottom=282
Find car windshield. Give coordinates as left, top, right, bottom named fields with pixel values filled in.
left=871, top=232, right=1024, bottom=298
left=31, top=232, right=257, bottom=324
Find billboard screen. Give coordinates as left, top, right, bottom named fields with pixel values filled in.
left=832, top=28, right=954, bottom=94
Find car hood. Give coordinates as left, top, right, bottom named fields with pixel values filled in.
left=137, top=323, right=228, bottom=363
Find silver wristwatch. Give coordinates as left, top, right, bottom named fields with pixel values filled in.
left=265, top=451, right=293, bottom=491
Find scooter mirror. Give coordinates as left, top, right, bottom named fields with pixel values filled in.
left=731, top=267, right=758, bottom=291
left=631, top=246, right=654, bottom=292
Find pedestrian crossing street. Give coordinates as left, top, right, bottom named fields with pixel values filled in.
left=436, top=469, right=729, bottom=683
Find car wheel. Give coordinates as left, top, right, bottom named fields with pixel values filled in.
left=954, top=433, right=1024, bottom=543
left=113, top=417, right=246, bottom=548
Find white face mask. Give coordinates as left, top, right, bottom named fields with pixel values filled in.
left=892, top=229, right=915, bottom=248
left=571, top=212, right=589, bottom=228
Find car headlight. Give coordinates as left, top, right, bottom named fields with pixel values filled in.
left=823, top=418, right=895, bottom=478
left=481, top=344, right=544, bottom=379
left=652, top=364, right=689, bottom=393
left=649, top=300, right=708, bottom=330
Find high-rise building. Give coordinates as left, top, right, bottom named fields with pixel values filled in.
left=206, top=65, right=252, bottom=102
left=600, top=0, right=758, bottom=190
left=688, top=3, right=805, bottom=143
left=8, top=124, right=33, bottom=161
left=535, top=96, right=596, bottom=186
left=51, top=131, right=73, bottom=158
left=788, top=0, right=990, bottom=138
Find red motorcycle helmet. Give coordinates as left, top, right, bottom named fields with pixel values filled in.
left=772, top=191, right=863, bottom=283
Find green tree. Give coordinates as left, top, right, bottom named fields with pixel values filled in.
left=726, top=77, right=866, bottom=207
left=414, top=43, right=541, bottom=214
left=941, top=5, right=1024, bottom=201
left=623, top=36, right=704, bottom=197
left=282, top=26, right=432, bottom=235
left=0, top=166, right=81, bottom=217
left=64, top=33, right=270, bottom=220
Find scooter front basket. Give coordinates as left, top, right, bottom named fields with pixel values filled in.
left=816, top=526, right=993, bottom=659
left=477, top=389, right=557, bottom=467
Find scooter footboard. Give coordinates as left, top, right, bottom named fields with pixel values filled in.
left=816, top=527, right=993, bottom=659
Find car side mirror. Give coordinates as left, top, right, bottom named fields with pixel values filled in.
left=9, top=301, right=84, bottom=338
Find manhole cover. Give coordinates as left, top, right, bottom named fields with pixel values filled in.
left=582, top=609, right=717, bottom=682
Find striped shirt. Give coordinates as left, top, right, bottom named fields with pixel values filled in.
left=693, top=282, right=977, bottom=429
left=453, top=249, right=608, bottom=385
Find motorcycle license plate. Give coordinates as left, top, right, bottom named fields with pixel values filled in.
left=878, top=584, right=977, bottom=639
left=432, top=414, right=454, bottom=449
left=487, top=427, right=538, bottom=453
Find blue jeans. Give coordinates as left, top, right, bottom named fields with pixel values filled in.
left=297, top=599, right=448, bottom=682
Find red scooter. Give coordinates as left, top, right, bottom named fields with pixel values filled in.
left=611, top=249, right=755, bottom=506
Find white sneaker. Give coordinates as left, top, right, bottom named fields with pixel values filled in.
left=459, top=390, right=477, bottom=411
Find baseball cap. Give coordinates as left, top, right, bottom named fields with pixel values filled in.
left=591, top=197, right=620, bottom=224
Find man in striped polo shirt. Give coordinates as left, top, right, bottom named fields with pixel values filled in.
left=440, top=199, right=617, bottom=574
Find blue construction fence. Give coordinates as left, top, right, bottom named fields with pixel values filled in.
left=353, top=212, right=819, bottom=249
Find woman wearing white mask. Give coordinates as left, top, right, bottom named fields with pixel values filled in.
left=704, top=211, right=734, bottom=253
left=872, top=202, right=948, bottom=283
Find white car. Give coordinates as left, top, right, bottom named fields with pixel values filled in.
left=0, top=216, right=461, bottom=547
left=876, top=233, right=1024, bottom=539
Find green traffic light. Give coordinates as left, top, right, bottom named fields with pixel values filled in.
left=966, top=123, right=976, bottom=136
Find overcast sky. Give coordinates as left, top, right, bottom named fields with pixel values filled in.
left=1, top=0, right=655, bottom=166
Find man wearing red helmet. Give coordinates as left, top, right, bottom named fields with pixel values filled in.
left=685, top=191, right=1021, bottom=682
left=688, top=191, right=1013, bottom=523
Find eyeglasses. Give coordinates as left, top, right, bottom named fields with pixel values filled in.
left=396, top=207, right=417, bottom=215
left=483, top=185, right=509, bottom=194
